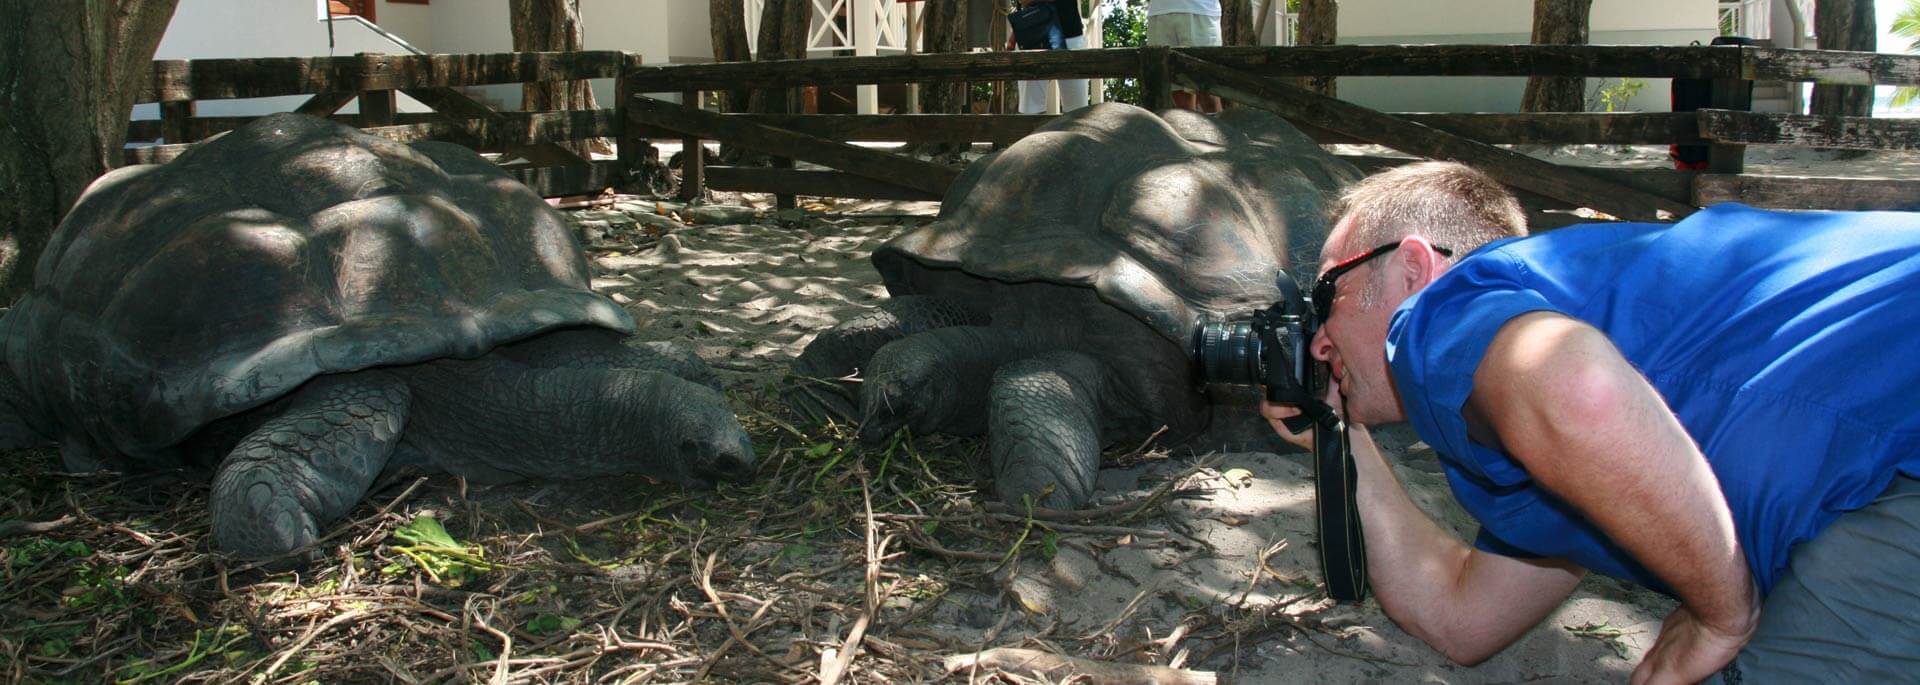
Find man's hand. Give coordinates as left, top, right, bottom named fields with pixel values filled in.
left=1258, top=398, right=1316, bottom=451
left=1632, top=593, right=1759, bottom=685
left=1259, top=378, right=1343, bottom=451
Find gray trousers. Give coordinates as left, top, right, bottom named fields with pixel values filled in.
left=1723, top=475, right=1920, bottom=682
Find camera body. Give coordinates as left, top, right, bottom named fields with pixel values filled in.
left=1190, top=273, right=1369, bottom=602
left=1190, top=275, right=1329, bottom=429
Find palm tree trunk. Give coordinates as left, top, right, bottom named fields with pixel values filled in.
left=509, top=0, right=607, bottom=155
left=1811, top=0, right=1876, bottom=116
left=0, top=0, right=180, bottom=305
left=1296, top=0, right=1338, bottom=96
left=1222, top=0, right=1255, bottom=46
left=1520, top=0, right=1591, bottom=112
left=750, top=0, right=812, bottom=115
left=709, top=0, right=752, bottom=113
left=919, top=0, right=971, bottom=115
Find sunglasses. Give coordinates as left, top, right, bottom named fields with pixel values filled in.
left=1311, top=241, right=1453, bottom=322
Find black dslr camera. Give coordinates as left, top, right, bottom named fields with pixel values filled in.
left=1191, top=274, right=1369, bottom=602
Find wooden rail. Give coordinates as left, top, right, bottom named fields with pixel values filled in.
left=620, top=46, right=1916, bottom=213
left=619, top=45, right=1920, bottom=92
left=122, top=46, right=1920, bottom=210
left=138, top=51, right=626, bottom=102
left=626, top=112, right=1710, bottom=146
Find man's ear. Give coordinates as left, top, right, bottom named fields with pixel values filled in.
left=1394, top=235, right=1443, bottom=291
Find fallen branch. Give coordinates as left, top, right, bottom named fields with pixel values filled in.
left=0, top=515, right=74, bottom=538
left=944, top=647, right=1218, bottom=685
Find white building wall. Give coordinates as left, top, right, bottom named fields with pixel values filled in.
left=139, top=0, right=446, bottom=122
left=667, top=2, right=716, bottom=63
left=1336, top=0, right=1719, bottom=113
left=426, top=1, right=517, bottom=109
left=376, top=1, right=434, bottom=50
left=137, top=0, right=694, bottom=122
left=578, top=1, right=674, bottom=106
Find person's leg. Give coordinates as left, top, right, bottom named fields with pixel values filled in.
left=1058, top=34, right=1090, bottom=111
left=1145, top=14, right=1177, bottom=47
left=1195, top=13, right=1224, bottom=112
left=1151, top=13, right=1203, bottom=110
left=1019, top=79, right=1048, bottom=114
left=1724, top=475, right=1920, bottom=682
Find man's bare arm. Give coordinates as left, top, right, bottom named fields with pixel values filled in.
left=1345, top=424, right=1586, bottom=664
left=1470, top=312, right=1759, bottom=674
left=1263, top=398, right=1585, bottom=664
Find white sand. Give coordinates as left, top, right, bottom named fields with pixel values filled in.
left=556, top=143, right=1912, bottom=682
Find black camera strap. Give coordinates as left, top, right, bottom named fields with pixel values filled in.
left=1314, top=406, right=1369, bottom=602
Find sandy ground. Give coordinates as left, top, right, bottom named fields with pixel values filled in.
left=556, top=141, right=1916, bottom=683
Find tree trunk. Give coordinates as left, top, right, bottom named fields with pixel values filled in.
left=509, top=0, right=607, bottom=155
left=0, top=0, right=179, bottom=306
left=749, top=0, right=812, bottom=115
left=1520, top=0, right=1591, bottom=112
left=919, top=0, right=970, bottom=115
left=1296, top=0, right=1338, bottom=96
left=1222, top=0, right=1255, bottom=46
left=1811, top=0, right=1875, bottom=116
left=709, top=0, right=752, bottom=113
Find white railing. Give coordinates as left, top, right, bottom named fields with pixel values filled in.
left=803, top=0, right=911, bottom=56
left=1718, top=0, right=1770, bottom=40
left=1275, top=11, right=1299, bottom=46
left=323, top=14, right=427, bottom=55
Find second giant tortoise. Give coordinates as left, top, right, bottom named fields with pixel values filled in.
left=790, top=103, right=1362, bottom=509
left=0, top=113, right=754, bottom=558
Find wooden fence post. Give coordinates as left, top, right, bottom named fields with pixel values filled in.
left=616, top=52, right=644, bottom=193
left=359, top=90, right=397, bottom=127
left=161, top=100, right=195, bottom=145
left=1709, top=54, right=1753, bottom=174
left=678, top=91, right=705, bottom=201
left=1141, top=46, right=1173, bottom=112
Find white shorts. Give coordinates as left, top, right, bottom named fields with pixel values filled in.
left=1146, top=13, right=1222, bottom=47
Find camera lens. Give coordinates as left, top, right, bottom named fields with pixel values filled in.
left=1192, top=320, right=1263, bottom=386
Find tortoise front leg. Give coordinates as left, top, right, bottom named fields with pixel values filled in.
left=209, top=373, right=410, bottom=559
left=856, top=326, right=1047, bottom=443
left=789, top=296, right=987, bottom=425
left=987, top=351, right=1111, bottom=510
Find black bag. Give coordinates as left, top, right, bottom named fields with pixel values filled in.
left=1008, top=2, right=1064, bottom=50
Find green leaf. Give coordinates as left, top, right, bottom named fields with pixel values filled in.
left=778, top=542, right=816, bottom=562
left=37, top=637, right=70, bottom=658
left=526, top=613, right=582, bottom=635
left=388, top=514, right=490, bottom=586
left=393, top=515, right=460, bottom=548
left=1040, top=532, right=1059, bottom=560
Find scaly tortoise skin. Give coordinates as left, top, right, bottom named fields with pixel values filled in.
left=790, top=103, right=1361, bottom=509
left=0, top=113, right=754, bottom=558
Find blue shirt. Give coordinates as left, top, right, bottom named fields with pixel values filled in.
left=1387, top=203, right=1920, bottom=595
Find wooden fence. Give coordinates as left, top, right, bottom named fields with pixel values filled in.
left=127, top=45, right=1920, bottom=217
left=126, top=51, right=636, bottom=197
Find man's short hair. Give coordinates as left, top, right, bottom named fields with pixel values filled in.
left=1332, top=161, right=1528, bottom=256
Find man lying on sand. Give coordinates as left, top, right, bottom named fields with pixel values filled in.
left=1262, top=161, right=1920, bottom=683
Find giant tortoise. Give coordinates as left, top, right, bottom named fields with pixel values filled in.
left=0, top=113, right=754, bottom=558
left=790, top=103, right=1360, bottom=509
